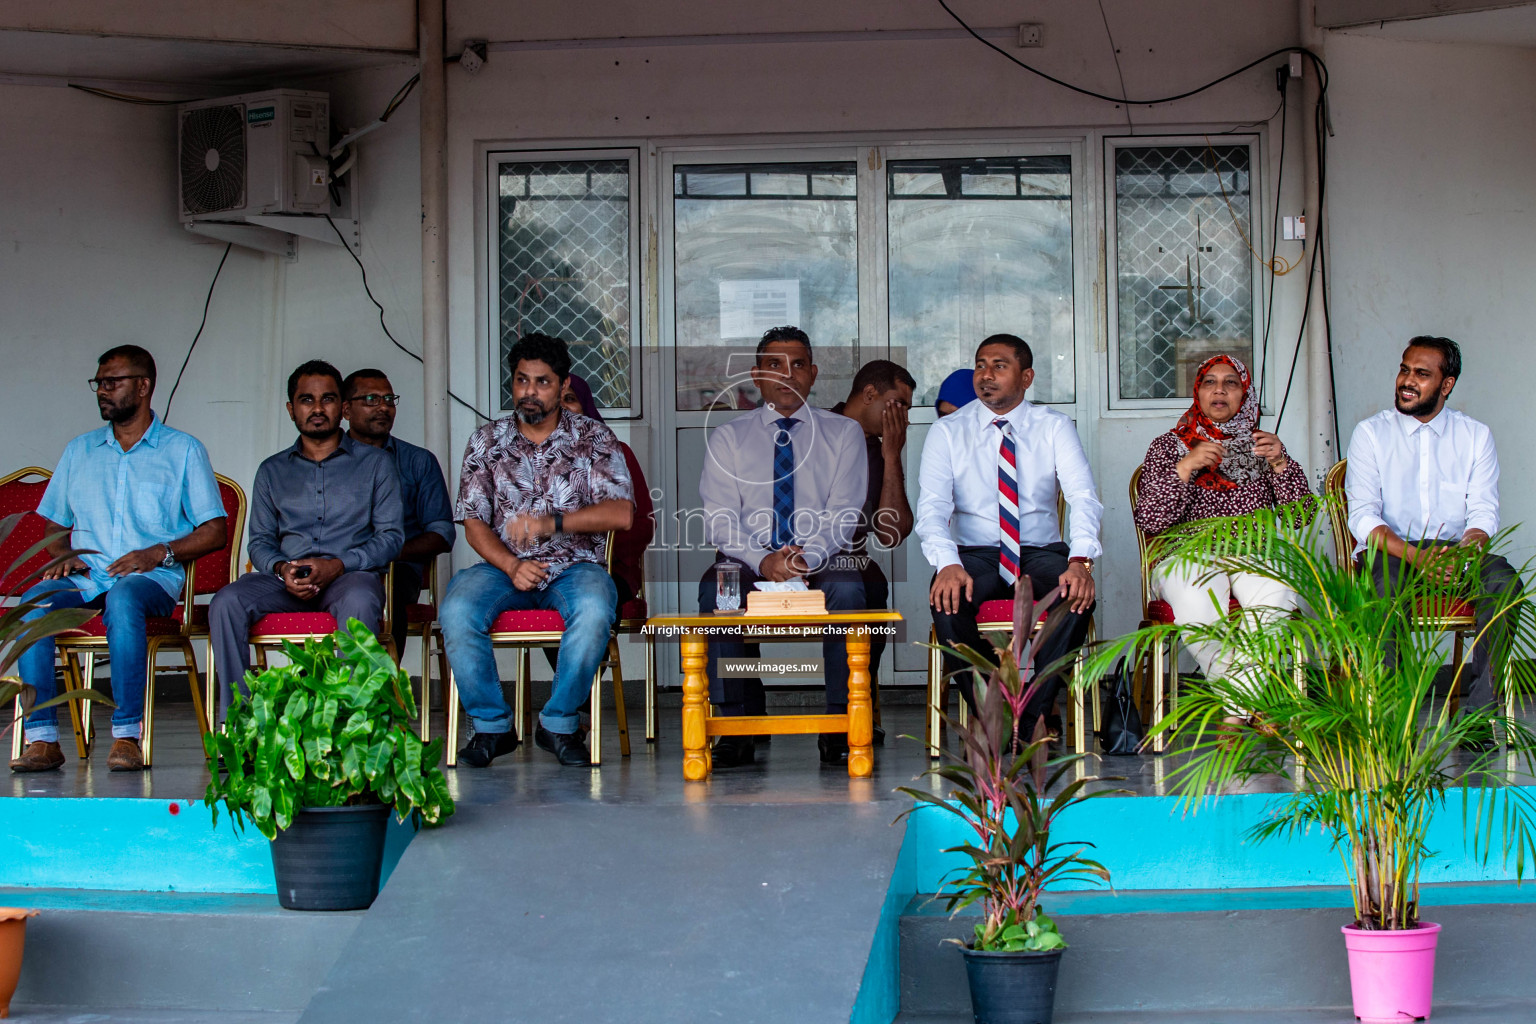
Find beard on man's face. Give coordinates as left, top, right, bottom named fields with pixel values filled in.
left=1394, top=387, right=1440, bottom=418
left=516, top=396, right=553, bottom=425
left=98, top=395, right=140, bottom=424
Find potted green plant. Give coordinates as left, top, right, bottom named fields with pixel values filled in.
left=0, top=513, right=105, bottom=1016
left=899, top=582, right=1125, bottom=1024
left=204, top=618, right=454, bottom=911
left=1080, top=499, right=1536, bottom=1023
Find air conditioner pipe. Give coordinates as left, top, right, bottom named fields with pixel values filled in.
left=419, top=0, right=451, bottom=478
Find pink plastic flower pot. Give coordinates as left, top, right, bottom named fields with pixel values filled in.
left=1341, top=921, right=1441, bottom=1023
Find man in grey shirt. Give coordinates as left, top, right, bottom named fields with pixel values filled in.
left=209, top=360, right=403, bottom=712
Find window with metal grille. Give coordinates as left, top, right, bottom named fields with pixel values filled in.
left=495, top=155, right=636, bottom=414
left=1110, top=140, right=1259, bottom=405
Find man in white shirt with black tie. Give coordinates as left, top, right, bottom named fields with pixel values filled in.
left=917, top=334, right=1103, bottom=738
left=698, top=326, right=869, bottom=767
left=1345, top=336, right=1521, bottom=718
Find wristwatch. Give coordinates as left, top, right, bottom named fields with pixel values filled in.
left=553, top=512, right=564, bottom=535
left=1068, top=556, right=1094, bottom=576
left=160, top=543, right=177, bottom=569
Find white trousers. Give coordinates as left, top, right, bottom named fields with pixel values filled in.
left=1153, top=562, right=1299, bottom=704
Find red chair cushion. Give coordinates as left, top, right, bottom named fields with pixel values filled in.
left=405, top=603, right=436, bottom=625
left=489, top=609, right=565, bottom=634
left=1416, top=598, right=1474, bottom=620
left=976, top=599, right=1052, bottom=626
left=251, top=612, right=339, bottom=637
left=61, top=614, right=183, bottom=639
left=180, top=604, right=210, bottom=628
left=1145, top=596, right=1243, bottom=625
left=617, top=597, right=647, bottom=623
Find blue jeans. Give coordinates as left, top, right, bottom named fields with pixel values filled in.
left=18, top=575, right=175, bottom=743
left=440, top=561, right=617, bottom=736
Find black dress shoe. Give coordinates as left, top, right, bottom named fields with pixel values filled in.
left=459, top=729, right=520, bottom=768
left=534, top=723, right=593, bottom=766
left=711, top=736, right=756, bottom=768
left=872, top=725, right=886, bottom=747
left=818, top=733, right=849, bottom=765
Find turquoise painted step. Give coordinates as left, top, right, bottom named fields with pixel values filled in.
left=0, top=797, right=416, bottom=893
left=908, top=789, right=1536, bottom=891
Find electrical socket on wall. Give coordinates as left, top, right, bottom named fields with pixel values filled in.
left=1283, top=215, right=1306, bottom=241
left=1017, top=23, right=1043, bottom=47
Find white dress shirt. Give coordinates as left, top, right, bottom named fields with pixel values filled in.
left=699, top=402, right=869, bottom=574
left=916, top=398, right=1104, bottom=569
left=1345, top=407, right=1499, bottom=554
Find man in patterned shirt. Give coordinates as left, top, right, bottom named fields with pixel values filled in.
left=440, top=334, right=635, bottom=768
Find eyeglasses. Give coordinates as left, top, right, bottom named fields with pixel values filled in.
left=87, top=375, right=147, bottom=393
left=350, top=394, right=400, bottom=408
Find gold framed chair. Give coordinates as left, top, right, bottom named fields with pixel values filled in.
left=2, top=467, right=91, bottom=760
left=1131, top=466, right=1306, bottom=752
left=389, top=558, right=450, bottom=743
left=924, top=492, right=1096, bottom=759
left=44, top=473, right=245, bottom=766
left=1323, top=459, right=1503, bottom=718
left=444, top=534, right=630, bottom=767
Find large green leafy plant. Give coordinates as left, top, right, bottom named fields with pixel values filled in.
left=899, top=581, right=1125, bottom=952
left=1082, top=497, right=1536, bottom=930
left=204, top=619, right=454, bottom=840
left=0, top=514, right=109, bottom=740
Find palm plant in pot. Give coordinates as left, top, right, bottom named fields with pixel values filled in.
left=204, top=618, right=454, bottom=911
left=1079, top=499, right=1536, bottom=1024
left=0, top=514, right=107, bottom=1017
left=899, top=580, right=1126, bottom=1024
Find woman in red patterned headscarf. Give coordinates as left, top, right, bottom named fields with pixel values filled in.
left=1133, top=354, right=1312, bottom=721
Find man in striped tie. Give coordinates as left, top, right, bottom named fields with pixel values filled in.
left=697, top=326, right=870, bottom=767
left=915, top=335, right=1103, bottom=740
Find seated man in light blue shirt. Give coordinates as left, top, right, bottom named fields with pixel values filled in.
left=11, top=345, right=227, bottom=774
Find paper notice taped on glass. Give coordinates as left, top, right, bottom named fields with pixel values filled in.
left=719, top=280, right=800, bottom=339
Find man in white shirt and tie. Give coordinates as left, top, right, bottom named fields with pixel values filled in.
left=1345, top=336, right=1521, bottom=717
left=698, top=326, right=869, bottom=767
left=917, top=334, right=1103, bottom=737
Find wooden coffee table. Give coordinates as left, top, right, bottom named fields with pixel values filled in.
left=644, top=610, right=904, bottom=779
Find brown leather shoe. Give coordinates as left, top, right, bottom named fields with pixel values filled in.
left=107, top=737, right=145, bottom=772
left=10, top=740, right=64, bottom=773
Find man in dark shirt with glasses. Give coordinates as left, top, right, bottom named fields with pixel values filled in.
left=208, top=360, right=403, bottom=716
left=342, top=368, right=455, bottom=653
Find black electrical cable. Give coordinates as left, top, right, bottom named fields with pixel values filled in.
left=163, top=243, right=233, bottom=423
left=1273, top=237, right=1321, bottom=432
left=68, top=84, right=194, bottom=106
left=380, top=74, right=420, bottom=122
left=1094, top=0, right=1133, bottom=133
left=324, top=214, right=490, bottom=422
left=936, top=0, right=1326, bottom=107
left=1256, top=84, right=1288, bottom=411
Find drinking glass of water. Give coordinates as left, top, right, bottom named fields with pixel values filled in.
left=716, top=563, right=741, bottom=612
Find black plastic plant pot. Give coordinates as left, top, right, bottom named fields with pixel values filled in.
left=269, top=804, right=390, bottom=911
left=960, top=946, right=1064, bottom=1024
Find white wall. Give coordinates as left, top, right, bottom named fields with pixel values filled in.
left=1326, top=31, right=1536, bottom=552
left=0, top=81, right=279, bottom=520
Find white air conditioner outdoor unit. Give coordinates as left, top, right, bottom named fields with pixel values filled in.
left=179, top=89, right=330, bottom=219
left=178, top=89, right=354, bottom=257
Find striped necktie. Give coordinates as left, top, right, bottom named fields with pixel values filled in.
left=994, top=418, right=1020, bottom=586
left=772, top=417, right=796, bottom=550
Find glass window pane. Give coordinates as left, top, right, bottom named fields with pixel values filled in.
left=497, top=158, right=632, bottom=410
left=674, top=162, right=859, bottom=412
left=1115, top=144, right=1255, bottom=401
left=887, top=155, right=1076, bottom=406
